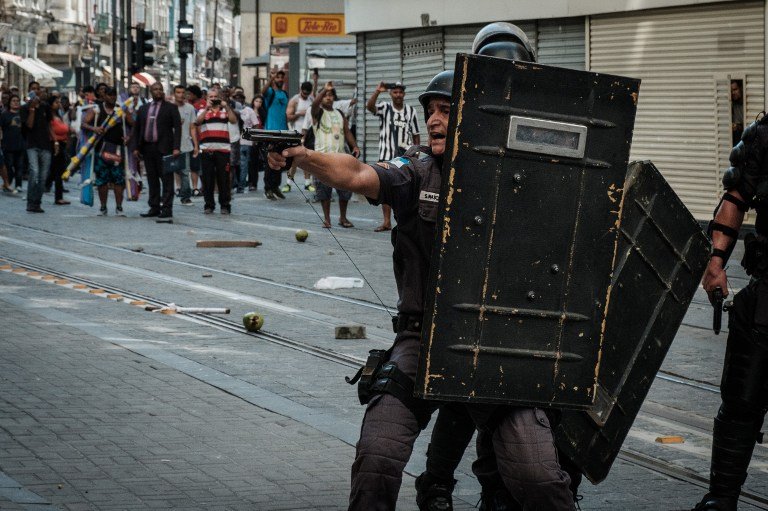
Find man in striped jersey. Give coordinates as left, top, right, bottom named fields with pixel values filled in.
left=196, top=88, right=237, bottom=215
left=366, top=81, right=420, bottom=232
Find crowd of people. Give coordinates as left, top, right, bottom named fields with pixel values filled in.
left=0, top=70, right=423, bottom=231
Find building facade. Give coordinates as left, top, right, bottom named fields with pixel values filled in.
left=239, top=0, right=344, bottom=99
left=346, top=0, right=765, bottom=221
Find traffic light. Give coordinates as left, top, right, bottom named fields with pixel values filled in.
left=136, top=26, right=155, bottom=70
left=129, top=36, right=138, bottom=73
left=178, top=20, right=194, bottom=58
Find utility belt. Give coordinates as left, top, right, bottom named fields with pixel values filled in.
left=345, top=348, right=430, bottom=427
left=742, top=232, right=768, bottom=278
left=392, top=313, right=423, bottom=333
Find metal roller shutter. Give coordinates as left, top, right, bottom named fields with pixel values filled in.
left=589, top=2, right=765, bottom=220
left=402, top=27, right=444, bottom=125
left=304, top=43, right=357, bottom=101
left=363, top=31, right=401, bottom=163
left=444, top=24, right=483, bottom=69
left=538, top=17, right=585, bottom=70
left=356, top=34, right=366, bottom=158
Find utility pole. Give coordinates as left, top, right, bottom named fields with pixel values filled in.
left=111, top=0, right=118, bottom=87
left=126, top=0, right=132, bottom=86
left=119, top=0, right=126, bottom=92
left=179, top=0, right=187, bottom=86
left=208, top=0, right=218, bottom=83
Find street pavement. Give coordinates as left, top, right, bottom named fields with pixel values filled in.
left=0, top=180, right=765, bottom=510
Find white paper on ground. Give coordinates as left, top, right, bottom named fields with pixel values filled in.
left=313, top=276, right=364, bottom=290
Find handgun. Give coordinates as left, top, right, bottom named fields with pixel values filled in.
left=713, top=286, right=724, bottom=335
left=241, top=128, right=303, bottom=170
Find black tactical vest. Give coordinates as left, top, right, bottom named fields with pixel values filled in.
left=390, top=146, right=443, bottom=316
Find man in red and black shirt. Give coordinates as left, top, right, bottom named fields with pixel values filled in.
left=196, top=88, right=237, bottom=214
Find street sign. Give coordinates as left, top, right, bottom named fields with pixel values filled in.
left=206, top=47, right=221, bottom=61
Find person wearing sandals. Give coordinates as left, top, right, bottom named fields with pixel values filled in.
left=309, top=83, right=359, bottom=229
left=48, top=95, right=72, bottom=205
left=82, top=87, right=129, bottom=216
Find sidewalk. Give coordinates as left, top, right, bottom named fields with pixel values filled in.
left=0, top=274, right=356, bottom=511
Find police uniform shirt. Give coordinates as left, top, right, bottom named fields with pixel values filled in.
left=367, top=149, right=441, bottom=316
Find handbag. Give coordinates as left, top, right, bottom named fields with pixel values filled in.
left=100, top=141, right=123, bottom=165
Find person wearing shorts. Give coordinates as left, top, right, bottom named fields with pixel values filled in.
left=309, top=83, right=360, bottom=228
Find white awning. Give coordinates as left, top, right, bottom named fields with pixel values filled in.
left=0, top=51, right=62, bottom=79
left=29, top=58, right=63, bottom=79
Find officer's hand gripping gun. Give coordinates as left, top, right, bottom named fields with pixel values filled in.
left=712, top=287, right=733, bottom=335
left=241, top=128, right=303, bottom=171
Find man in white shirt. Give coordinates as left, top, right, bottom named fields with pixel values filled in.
left=172, top=85, right=198, bottom=205
left=366, top=81, right=420, bottom=232
left=285, top=80, right=316, bottom=192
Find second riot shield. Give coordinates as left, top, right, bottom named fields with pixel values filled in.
left=554, top=160, right=710, bottom=483
left=416, top=53, right=641, bottom=409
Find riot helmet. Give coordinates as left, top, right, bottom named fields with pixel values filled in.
left=472, top=22, right=536, bottom=62
left=418, top=70, right=454, bottom=123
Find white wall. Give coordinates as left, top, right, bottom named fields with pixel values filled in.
left=344, top=0, right=739, bottom=33
left=240, top=0, right=343, bottom=14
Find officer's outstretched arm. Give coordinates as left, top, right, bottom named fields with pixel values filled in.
left=702, top=190, right=747, bottom=300
left=268, top=146, right=379, bottom=199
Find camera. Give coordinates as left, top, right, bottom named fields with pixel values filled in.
left=210, top=99, right=221, bottom=107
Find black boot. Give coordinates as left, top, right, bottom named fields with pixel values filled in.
left=693, top=407, right=763, bottom=511
left=692, top=493, right=737, bottom=511
left=415, top=472, right=455, bottom=511
left=478, top=485, right=521, bottom=511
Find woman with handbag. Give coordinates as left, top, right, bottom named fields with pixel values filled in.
left=81, top=87, right=127, bottom=216
left=49, top=96, right=72, bottom=205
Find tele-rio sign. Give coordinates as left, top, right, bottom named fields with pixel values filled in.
left=271, top=13, right=346, bottom=38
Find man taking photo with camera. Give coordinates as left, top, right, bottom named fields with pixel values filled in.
left=366, top=81, right=420, bottom=232
left=196, top=87, right=237, bottom=215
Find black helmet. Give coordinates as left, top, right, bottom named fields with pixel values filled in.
left=418, top=70, right=454, bottom=122
left=472, top=22, right=536, bottom=62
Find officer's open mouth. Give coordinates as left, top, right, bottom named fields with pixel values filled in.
left=430, top=132, right=446, bottom=140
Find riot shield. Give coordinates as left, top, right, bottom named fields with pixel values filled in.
left=554, top=160, right=710, bottom=483
left=416, top=53, right=641, bottom=409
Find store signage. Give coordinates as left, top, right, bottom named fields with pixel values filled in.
left=270, top=13, right=346, bottom=38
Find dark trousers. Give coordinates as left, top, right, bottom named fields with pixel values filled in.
left=50, top=147, right=67, bottom=201
left=703, top=278, right=768, bottom=502
left=5, top=149, right=24, bottom=188
left=348, top=333, right=574, bottom=511
left=264, top=165, right=281, bottom=192
left=142, top=143, right=174, bottom=214
left=202, top=151, right=231, bottom=210
left=249, top=145, right=262, bottom=189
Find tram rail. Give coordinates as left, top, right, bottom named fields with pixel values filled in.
left=2, top=255, right=767, bottom=508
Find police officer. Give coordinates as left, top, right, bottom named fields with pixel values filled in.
left=694, top=115, right=768, bottom=510
left=416, top=22, right=581, bottom=511
left=268, top=65, right=574, bottom=510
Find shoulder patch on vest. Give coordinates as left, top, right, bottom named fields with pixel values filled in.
left=389, top=156, right=410, bottom=169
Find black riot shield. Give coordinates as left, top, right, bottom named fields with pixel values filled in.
left=416, top=53, right=641, bottom=409
left=554, top=160, right=710, bottom=483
